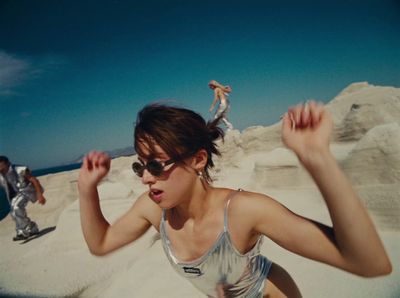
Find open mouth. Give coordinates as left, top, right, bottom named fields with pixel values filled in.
left=150, top=189, right=163, bottom=203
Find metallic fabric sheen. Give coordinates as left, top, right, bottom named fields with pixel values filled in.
left=160, top=190, right=272, bottom=297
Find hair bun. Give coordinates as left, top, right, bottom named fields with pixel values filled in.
left=207, top=117, right=225, bottom=142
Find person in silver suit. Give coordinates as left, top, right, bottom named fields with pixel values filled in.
left=209, top=80, right=234, bottom=131
left=0, top=156, right=46, bottom=241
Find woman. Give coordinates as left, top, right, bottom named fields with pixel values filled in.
left=209, top=80, right=234, bottom=131
left=78, top=101, right=391, bottom=297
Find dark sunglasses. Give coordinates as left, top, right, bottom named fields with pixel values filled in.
left=132, top=158, right=176, bottom=177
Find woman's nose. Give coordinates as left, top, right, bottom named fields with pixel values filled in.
left=141, top=169, right=156, bottom=185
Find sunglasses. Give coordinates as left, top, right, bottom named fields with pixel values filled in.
left=131, top=158, right=176, bottom=178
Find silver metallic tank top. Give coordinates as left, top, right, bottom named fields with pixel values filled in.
left=160, top=190, right=272, bottom=298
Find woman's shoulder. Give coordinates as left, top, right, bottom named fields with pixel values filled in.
left=211, top=187, right=236, bottom=200
left=227, top=189, right=278, bottom=214
left=226, top=190, right=281, bottom=233
left=211, top=187, right=272, bottom=205
left=215, top=87, right=224, bottom=94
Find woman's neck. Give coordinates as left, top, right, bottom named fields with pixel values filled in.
left=172, top=182, right=215, bottom=221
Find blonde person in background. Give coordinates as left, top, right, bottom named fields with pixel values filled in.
left=209, top=80, right=234, bottom=131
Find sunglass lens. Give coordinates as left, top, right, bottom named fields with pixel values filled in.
left=132, top=162, right=144, bottom=177
left=147, top=160, right=164, bottom=176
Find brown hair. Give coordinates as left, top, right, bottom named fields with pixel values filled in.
left=134, top=103, right=224, bottom=182
left=0, top=156, right=10, bottom=164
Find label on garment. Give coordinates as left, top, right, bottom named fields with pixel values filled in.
left=183, top=266, right=202, bottom=276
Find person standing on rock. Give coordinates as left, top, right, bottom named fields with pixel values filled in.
left=208, top=80, right=234, bottom=131
left=0, top=156, right=46, bottom=241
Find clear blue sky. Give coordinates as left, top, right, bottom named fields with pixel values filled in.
left=1, top=0, right=399, bottom=169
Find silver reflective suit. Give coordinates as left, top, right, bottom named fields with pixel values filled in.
left=214, top=94, right=234, bottom=131
left=0, top=165, right=39, bottom=236
left=160, top=190, right=272, bottom=297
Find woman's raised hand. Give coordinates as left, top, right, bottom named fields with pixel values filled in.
left=281, top=101, right=333, bottom=164
left=78, top=151, right=111, bottom=188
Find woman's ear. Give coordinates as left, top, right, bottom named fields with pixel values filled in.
left=193, top=149, right=208, bottom=171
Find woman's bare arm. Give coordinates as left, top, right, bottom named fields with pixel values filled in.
left=247, top=102, right=391, bottom=276
left=78, top=151, right=155, bottom=256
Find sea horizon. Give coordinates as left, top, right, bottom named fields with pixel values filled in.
left=32, top=162, right=83, bottom=177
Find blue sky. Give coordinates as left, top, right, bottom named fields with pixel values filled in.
left=0, top=0, right=399, bottom=169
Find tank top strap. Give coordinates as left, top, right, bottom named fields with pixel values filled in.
left=160, top=209, right=167, bottom=232
left=223, top=189, right=243, bottom=232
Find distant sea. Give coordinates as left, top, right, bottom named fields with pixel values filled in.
left=31, top=162, right=82, bottom=177
left=0, top=163, right=82, bottom=221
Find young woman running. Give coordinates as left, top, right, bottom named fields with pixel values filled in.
left=79, top=101, right=391, bottom=297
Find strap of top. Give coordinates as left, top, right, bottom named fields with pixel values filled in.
left=160, top=209, right=166, bottom=234
left=223, top=189, right=242, bottom=232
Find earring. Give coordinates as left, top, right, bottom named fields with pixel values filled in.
left=197, top=171, right=204, bottom=179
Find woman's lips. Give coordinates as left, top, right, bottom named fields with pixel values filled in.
left=150, top=189, right=163, bottom=203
